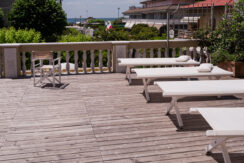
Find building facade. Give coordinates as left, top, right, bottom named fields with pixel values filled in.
left=123, top=0, right=233, bottom=38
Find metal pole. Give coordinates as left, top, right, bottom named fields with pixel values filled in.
left=224, top=3, right=228, bottom=19
left=211, top=2, right=214, bottom=31
left=118, top=8, right=120, bottom=18
left=167, top=12, right=170, bottom=56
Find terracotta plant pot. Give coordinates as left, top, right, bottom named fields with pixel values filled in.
left=218, top=61, right=244, bottom=78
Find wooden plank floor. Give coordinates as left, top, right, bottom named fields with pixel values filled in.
left=0, top=73, right=244, bottom=163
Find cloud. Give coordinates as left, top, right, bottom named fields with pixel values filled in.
left=62, top=0, right=141, bottom=18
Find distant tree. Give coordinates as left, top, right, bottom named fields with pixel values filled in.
left=8, top=0, right=67, bottom=42
left=131, top=24, right=159, bottom=40
left=94, top=26, right=130, bottom=41
left=0, top=8, right=4, bottom=28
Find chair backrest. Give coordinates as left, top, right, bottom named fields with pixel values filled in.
left=32, top=51, right=53, bottom=60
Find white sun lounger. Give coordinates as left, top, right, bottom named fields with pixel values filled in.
left=133, top=66, right=233, bottom=101
left=154, top=80, right=244, bottom=129
left=118, top=58, right=200, bottom=84
left=190, top=107, right=244, bottom=163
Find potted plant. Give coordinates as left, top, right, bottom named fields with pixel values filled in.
left=212, top=49, right=244, bottom=77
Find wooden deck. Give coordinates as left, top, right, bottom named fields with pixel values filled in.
left=0, top=73, right=244, bottom=163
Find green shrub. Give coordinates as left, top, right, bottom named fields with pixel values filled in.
left=93, top=26, right=130, bottom=41
left=0, top=8, right=4, bottom=28
left=88, top=19, right=105, bottom=25
left=62, top=28, right=81, bottom=36
left=8, top=0, right=67, bottom=42
left=58, top=31, right=91, bottom=42
left=131, top=24, right=159, bottom=40
left=0, top=27, right=42, bottom=43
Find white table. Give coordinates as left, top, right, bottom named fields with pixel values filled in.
left=191, top=107, right=244, bottom=163
left=155, top=80, right=244, bottom=128
left=118, top=58, right=200, bottom=84
left=133, top=66, right=233, bottom=101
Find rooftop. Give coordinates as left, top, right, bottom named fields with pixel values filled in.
left=123, top=5, right=178, bottom=15
left=184, top=0, right=234, bottom=8
left=0, top=73, right=244, bottom=162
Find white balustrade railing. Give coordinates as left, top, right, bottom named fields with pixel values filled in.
left=0, top=40, right=205, bottom=78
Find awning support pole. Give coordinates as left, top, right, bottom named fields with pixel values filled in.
left=166, top=12, right=170, bottom=56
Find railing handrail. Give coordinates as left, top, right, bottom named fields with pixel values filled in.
left=0, top=39, right=203, bottom=78
left=0, top=39, right=198, bottom=46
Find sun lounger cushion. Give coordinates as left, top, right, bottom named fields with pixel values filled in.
left=197, top=63, right=214, bottom=72
left=175, top=55, right=191, bottom=62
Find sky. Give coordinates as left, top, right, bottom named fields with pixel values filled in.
left=62, top=0, right=141, bottom=18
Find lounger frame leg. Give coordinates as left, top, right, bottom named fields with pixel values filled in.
left=206, top=138, right=231, bottom=163
left=166, top=97, right=176, bottom=115
left=166, top=97, right=184, bottom=128
left=221, top=143, right=232, bottom=163
left=126, top=66, right=132, bottom=84
left=143, top=78, right=152, bottom=102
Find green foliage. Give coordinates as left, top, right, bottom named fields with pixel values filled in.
left=131, top=24, right=159, bottom=40
left=58, top=33, right=91, bottom=42
left=58, top=28, right=91, bottom=42
left=88, top=19, right=105, bottom=25
left=62, top=28, right=81, bottom=36
left=0, top=27, right=42, bottom=43
left=194, top=0, right=244, bottom=64
left=8, top=0, right=67, bottom=42
left=94, top=26, right=130, bottom=41
left=93, top=24, right=161, bottom=41
left=87, top=19, right=105, bottom=29
left=0, top=8, right=4, bottom=28
left=153, top=34, right=167, bottom=40
left=112, top=18, right=124, bottom=26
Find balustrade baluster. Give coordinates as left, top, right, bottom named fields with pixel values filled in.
left=193, top=47, right=197, bottom=60
left=31, top=52, right=34, bottom=76
left=157, top=48, right=161, bottom=58
left=91, top=50, right=95, bottom=73
left=186, top=47, right=190, bottom=56
left=200, top=48, right=203, bottom=63
left=136, top=49, right=140, bottom=58
left=150, top=48, right=154, bottom=58
left=172, top=48, right=176, bottom=58
left=66, top=51, right=70, bottom=74
left=150, top=48, right=154, bottom=68
left=157, top=48, right=161, bottom=67
left=107, top=49, right=111, bottom=72
left=22, top=52, right=26, bottom=76
left=57, top=51, right=62, bottom=74
left=99, top=50, right=103, bottom=73
left=143, top=49, right=146, bottom=58
left=129, top=49, right=133, bottom=58
left=74, top=51, right=78, bottom=74
left=83, top=50, right=87, bottom=73
left=179, top=48, right=183, bottom=56
left=164, top=48, right=168, bottom=58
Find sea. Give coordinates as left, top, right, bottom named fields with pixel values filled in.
left=67, top=18, right=117, bottom=24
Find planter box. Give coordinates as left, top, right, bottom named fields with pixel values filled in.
left=218, top=61, right=244, bottom=78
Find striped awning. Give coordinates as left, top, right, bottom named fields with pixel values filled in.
left=180, top=17, right=200, bottom=23
left=153, top=24, right=163, bottom=30
left=125, top=22, right=135, bottom=29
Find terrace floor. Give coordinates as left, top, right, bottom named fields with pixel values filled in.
left=0, top=73, right=244, bottom=163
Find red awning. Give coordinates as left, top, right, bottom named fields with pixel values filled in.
left=183, top=0, right=234, bottom=8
